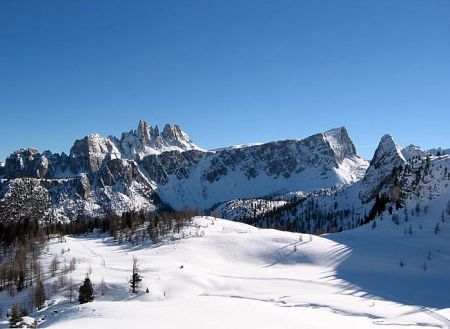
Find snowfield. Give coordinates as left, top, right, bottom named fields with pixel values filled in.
left=1, top=210, right=449, bottom=328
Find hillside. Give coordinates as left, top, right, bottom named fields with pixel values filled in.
left=1, top=214, right=449, bottom=328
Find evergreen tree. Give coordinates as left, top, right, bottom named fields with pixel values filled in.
left=78, top=276, right=94, bottom=304
left=129, top=256, right=142, bottom=294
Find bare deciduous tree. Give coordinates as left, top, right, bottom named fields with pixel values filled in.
left=50, top=255, right=58, bottom=277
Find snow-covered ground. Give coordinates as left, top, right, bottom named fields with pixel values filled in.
left=1, top=209, right=449, bottom=328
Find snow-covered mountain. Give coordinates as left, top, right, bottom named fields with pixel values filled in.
left=402, top=144, right=450, bottom=160
left=146, top=127, right=368, bottom=210
left=216, top=133, right=450, bottom=237
left=0, top=124, right=369, bottom=220
left=0, top=120, right=201, bottom=220
left=401, top=144, right=428, bottom=160
left=2, top=121, right=448, bottom=232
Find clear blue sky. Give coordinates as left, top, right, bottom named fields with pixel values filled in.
left=1, top=0, right=449, bottom=161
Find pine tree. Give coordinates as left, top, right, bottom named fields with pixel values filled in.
left=78, top=276, right=94, bottom=304
left=129, top=256, right=142, bottom=294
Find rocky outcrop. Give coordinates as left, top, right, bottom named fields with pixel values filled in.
left=4, top=148, right=70, bottom=179
left=360, top=135, right=406, bottom=203
left=69, top=134, right=122, bottom=174
left=112, top=121, right=202, bottom=159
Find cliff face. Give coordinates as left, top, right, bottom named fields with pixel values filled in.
left=359, top=135, right=406, bottom=203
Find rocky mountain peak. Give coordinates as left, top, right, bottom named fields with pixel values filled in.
left=375, top=135, right=406, bottom=164
left=160, top=124, right=198, bottom=149
left=69, top=133, right=122, bottom=173
left=114, top=121, right=201, bottom=159
left=322, top=127, right=357, bottom=163
left=360, top=134, right=406, bottom=202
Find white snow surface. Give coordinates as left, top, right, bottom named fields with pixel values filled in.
left=2, top=209, right=449, bottom=328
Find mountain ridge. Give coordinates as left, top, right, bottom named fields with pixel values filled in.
left=0, top=122, right=368, bottom=220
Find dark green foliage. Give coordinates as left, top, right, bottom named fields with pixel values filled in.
left=78, top=277, right=94, bottom=304
left=129, top=256, right=142, bottom=294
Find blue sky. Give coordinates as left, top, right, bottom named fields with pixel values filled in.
left=1, top=0, right=449, bottom=161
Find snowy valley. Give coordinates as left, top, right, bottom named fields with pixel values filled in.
left=1, top=212, right=449, bottom=328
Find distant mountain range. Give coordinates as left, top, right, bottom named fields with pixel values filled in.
left=1, top=121, right=448, bottom=235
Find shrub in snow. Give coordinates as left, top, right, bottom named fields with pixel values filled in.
left=9, top=304, right=22, bottom=327
left=78, top=277, right=94, bottom=304
left=434, top=222, right=441, bottom=235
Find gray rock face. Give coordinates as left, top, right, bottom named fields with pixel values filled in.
left=322, top=127, right=357, bottom=163
left=141, top=150, right=204, bottom=185
left=360, top=135, right=406, bottom=203
left=5, top=148, right=70, bottom=179
left=69, top=134, right=122, bottom=174
left=142, top=127, right=358, bottom=186
left=76, top=174, right=91, bottom=200
left=112, top=121, right=201, bottom=159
